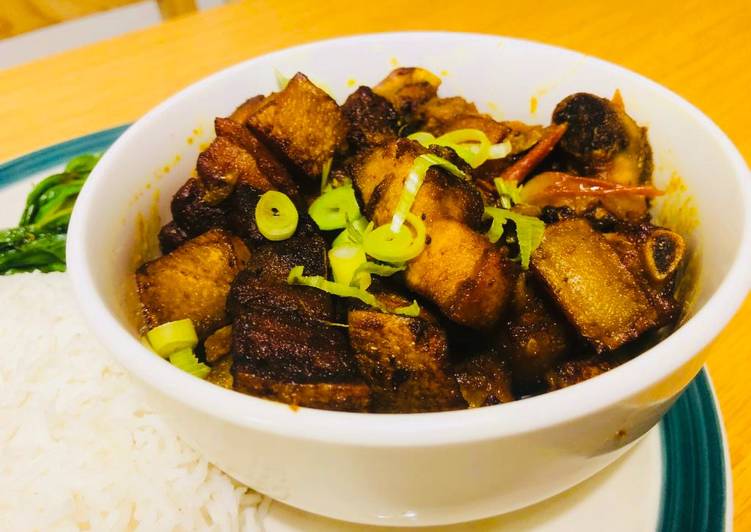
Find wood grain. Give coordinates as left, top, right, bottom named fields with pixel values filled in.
left=0, top=0, right=749, bottom=526
left=0, top=0, right=141, bottom=38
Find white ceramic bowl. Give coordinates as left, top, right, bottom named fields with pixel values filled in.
left=67, top=32, right=751, bottom=526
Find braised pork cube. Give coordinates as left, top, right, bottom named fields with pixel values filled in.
left=247, top=73, right=348, bottom=180
left=342, top=86, right=399, bottom=150
left=170, top=178, right=228, bottom=239
left=197, top=117, right=299, bottom=202
left=232, top=308, right=369, bottom=412
left=227, top=217, right=333, bottom=320
left=545, top=358, right=615, bottom=390
left=372, top=67, right=441, bottom=118
left=405, top=219, right=517, bottom=330
left=417, top=96, right=509, bottom=143
left=207, top=355, right=233, bottom=390
left=506, top=273, right=571, bottom=388
left=531, top=218, right=659, bottom=352
left=552, top=92, right=653, bottom=186
left=350, top=139, right=483, bottom=229
left=348, top=304, right=466, bottom=413
left=453, top=351, right=514, bottom=407
left=136, top=229, right=250, bottom=337
left=233, top=372, right=371, bottom=412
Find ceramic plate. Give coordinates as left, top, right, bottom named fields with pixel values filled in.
left=0, top=127, right=732, bottom=531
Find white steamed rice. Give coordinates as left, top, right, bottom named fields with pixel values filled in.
left=0, top=272, right=269, bottom=531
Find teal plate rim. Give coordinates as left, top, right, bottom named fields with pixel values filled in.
left=0, top=126, right=729, bottom=531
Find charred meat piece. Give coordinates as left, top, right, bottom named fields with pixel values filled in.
left=406, top=219, right=517, bottom=330
left=247, top=73, right=348, bottom=180
left=417, top=96, right=510, bottom=143
left=226, top=183, right=265, bottom=247
left=552, top=92, right=653, bottom=186
left=531, top=219, right=659, bottom=352
left=136, top=229, right=250, bottom=337
left=505, top=273, right=572, bottom=389
left=453, top=351, right=514, bottom=407
left=170, top=178, right=229, bottom=238
left=342, top=86, right=400, bottom=150
left=545, top=358, right=615, bottom=391
left=233, top=371, right=370, bottom=412
left=350, top=139, right=483, bottom=229
left=373, top=67, right=441, bottom=119
left=348, top=304, right=466, bottom=413
left=158, top=221, right=189, bottom=254
left=227, top=217, right=333, bottom=320
left=232, top=308, right=356, bottom=383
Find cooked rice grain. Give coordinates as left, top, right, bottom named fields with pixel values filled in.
left=0, top=273, right=265, bottom=531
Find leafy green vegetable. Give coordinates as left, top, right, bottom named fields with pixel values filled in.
left=483, top=207, right=545, bottom=269
left=0, top=153, right=99, bottom=275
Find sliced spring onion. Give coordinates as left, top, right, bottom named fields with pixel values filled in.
left=255, top=190, right=299, bottom=241
left=146, top=318, right=198, bottom=357
left=483, top=207, right=545, bottom=269
left=169, top=347, right=211, bottom=379
left=288, top=265, right=379, bottom=307
left=353, top=261, right=406, bottom=278
left=408, top=129, right=512, bottom=168
left=320, top=158, right=333, bottom=193
left=328, top=245, right=369, bottom=288
left=393, top=300, right=421, bottom=317
left=365, top=213, right=427, bottom=263
left=391, top=154, right=465, bottom=232
left=494, top=178, right=523, bottom=209
left=287, top=266, right=421, bottom=316
left=332, top=216, right=369, bottom=248
left=308, top=186, right=361, bottom=231
left=274, top=68, right=290, bottom=90
left=489, top=140, right=512, bottom=160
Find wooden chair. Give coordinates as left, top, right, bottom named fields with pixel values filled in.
left=0, top=0, right=197, bottom=39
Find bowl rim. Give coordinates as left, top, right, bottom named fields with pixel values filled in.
left=67, top=31, right=751, bottom=447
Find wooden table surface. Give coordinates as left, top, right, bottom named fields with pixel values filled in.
left=1, top=0, right=749, bottom=526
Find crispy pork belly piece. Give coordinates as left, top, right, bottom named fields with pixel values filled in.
left=247, top=73, right=348, bottom=180
left=233, top=371, right=371, bottom=412
left=228, top=95, right=266, bottom=124
left=158, top=221, right=189, bottom=254
left=373, top=67, right=441, bottom=118
left=453, top=351, right=514, bottom=407
left=232, top=308, right=356, bottom=383
left=506, top=273, right=571, bottom=387
left=545, top=358, right=614, bottom=390
left=342, top=86, right=399, bottom=150
left=136, top=229, right=250, bottom=337
left=417, top=96, right=509, bottom=143
left=531, top=219, right=658, bottom=352
left=405, top=219, right=516, bottom=330
left=552, top=92, right=653, bottom=186
left=348, top=304, right=466, bottom=413
left=226, top=183, right=265, bottom=247
left=170, top=178, right=228, bottom=238
left=204, top=325, right=232, bottom=363
left=350, top=139, right=483, bottom=229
